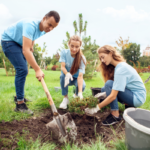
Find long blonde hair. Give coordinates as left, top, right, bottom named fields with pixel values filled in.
left=68, top=35, right=86, bottom=75
left=97, top=45, right=125, bottom=82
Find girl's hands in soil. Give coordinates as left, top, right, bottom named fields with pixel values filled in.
left=35, top=69, right=44, bottom=81
left=85, top=105, right=100, bottom=115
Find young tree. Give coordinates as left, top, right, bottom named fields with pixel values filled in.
left=59, top=14, right=99, bottom=79
left=73, top=13, right=87, bottom=37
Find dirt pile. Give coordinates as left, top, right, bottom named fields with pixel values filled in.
left=0, top=109, right=125, bottom=150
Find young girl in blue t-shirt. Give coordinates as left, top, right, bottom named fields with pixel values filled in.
left=85, top=45, right=146, bottom=125
left=59, top=35, right=86, bottom=109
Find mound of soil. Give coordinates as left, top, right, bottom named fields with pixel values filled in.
left=0, top=108, right=125, bottom=150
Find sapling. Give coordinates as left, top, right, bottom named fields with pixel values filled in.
left=68, top=96, right=98, bottom=114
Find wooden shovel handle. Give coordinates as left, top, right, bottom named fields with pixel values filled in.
left=41, top=78, right=54, bottom=106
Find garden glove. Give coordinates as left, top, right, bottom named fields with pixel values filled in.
left=78, top=92, right=83, bottom=100
left=94, top=92, right=106, bottom=99
left=85, top=105, right=100, bottom=115
left=64, top=72, right=73, bottom=87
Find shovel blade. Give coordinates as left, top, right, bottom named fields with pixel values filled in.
left=46, top=113, right=77, bottom=143
left=54, top=115, right=66, bottom=136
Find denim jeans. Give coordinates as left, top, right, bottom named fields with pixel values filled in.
left=1, top=41, right=28, bottom=101
left=101, top=80, right=134, bottom=110
left=60, top=73, right=86, bottom=96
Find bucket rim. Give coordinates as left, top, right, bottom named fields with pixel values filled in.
left=123, top=108, right=150, bottom=135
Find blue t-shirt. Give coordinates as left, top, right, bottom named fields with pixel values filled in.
left=59, top=49, right=86, bottom=78
left=1, top=18, right=45, bottom=46
left=112, top=62, right=146, bottom=107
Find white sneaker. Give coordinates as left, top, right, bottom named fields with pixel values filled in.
left=59, top=97, right=69, bottom=109
left=73, top=93, right=77, bottom=98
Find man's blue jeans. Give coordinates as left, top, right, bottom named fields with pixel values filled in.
left=60, top=73, right=86, bottom=96
left=101, top=80, right=134, bottom=110
left=1, top=41, right=28, bottom=101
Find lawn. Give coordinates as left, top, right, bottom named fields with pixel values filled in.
left=0, top=68, right=150, bottom=150
left=0, top=69, right=104, bottom=121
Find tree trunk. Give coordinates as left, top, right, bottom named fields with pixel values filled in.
left=3, top=59, right=8, bottom=76
left=92, top=59, right=98, bottom=76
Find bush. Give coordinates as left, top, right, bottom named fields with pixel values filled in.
left=51, top=65, right=58, bottom=71
left=56, top=67, right=61, bottom=71
left=47, top=64, right=53, bottom=70
left=68, top=96, right=98, bottom=114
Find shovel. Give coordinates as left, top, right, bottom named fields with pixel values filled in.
left=41, top=78, right=77, bottom=143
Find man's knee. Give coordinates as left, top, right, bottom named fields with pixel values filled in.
left=16, top=67, right=28, bottom=77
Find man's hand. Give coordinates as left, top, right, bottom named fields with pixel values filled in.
left=94, top=92, right=107, bottom=99
left=78, top=92, right=83, bottom=100
left=85, top=105, right=100, bottom=115
left=35, top=69, right=44, bottom=81
left=64, top=72, right=73, bottom=87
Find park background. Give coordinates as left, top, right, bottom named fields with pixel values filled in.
left=0, top=0, right=150, bottom=150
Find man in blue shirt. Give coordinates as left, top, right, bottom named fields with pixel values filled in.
left=1, top=11, right=60, bottom=115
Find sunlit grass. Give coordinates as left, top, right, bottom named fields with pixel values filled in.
left=0, top=69, right=149, bottom=121
left=0, top=68, right=149, bottom=149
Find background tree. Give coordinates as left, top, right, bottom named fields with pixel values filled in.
left=60, top=32, right=70, bottom=50
left=33, top=43, right=42, bottom=65
left=0, top=45, right=3, bottom=67
left=115, top=36, right=132, bottom=56
left=33, top=42, right=48, bottom=69
left=138, top=56, right=150, bottom=67
left=45, top=56, right=52, bottom=66
left=115, top=36, right=131, bottom=50
left=51, top=51, right=60, bottom=66
left=0, top=44, right=15, bottom=76
left=82, top=37, right=99, bottom=79
left=51, top=56, right=58, bottom=65
left=122, top=43, right=141, bottom=65
left=39, top=42, right=48, bottom=69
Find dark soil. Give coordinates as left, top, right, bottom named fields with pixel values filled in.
left=0, top=108, right=125, bottom=150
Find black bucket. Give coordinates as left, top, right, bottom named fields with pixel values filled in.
left=90, top=87, right=104, bottom=103
left=90, top=87, right=101, bottom=96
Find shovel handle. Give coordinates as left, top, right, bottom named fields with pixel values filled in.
left=41, top=78, right=54, bottom=106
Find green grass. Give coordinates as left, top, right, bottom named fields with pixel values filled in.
left=139, top=73, right=150, bottom=110
left=0, top=68, right=150, bottom=149
left=16, top=136, right=107, bottom=150
left=0, top=68, right=149, bottom=121
left=0, top=69, right=104, bottom=121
